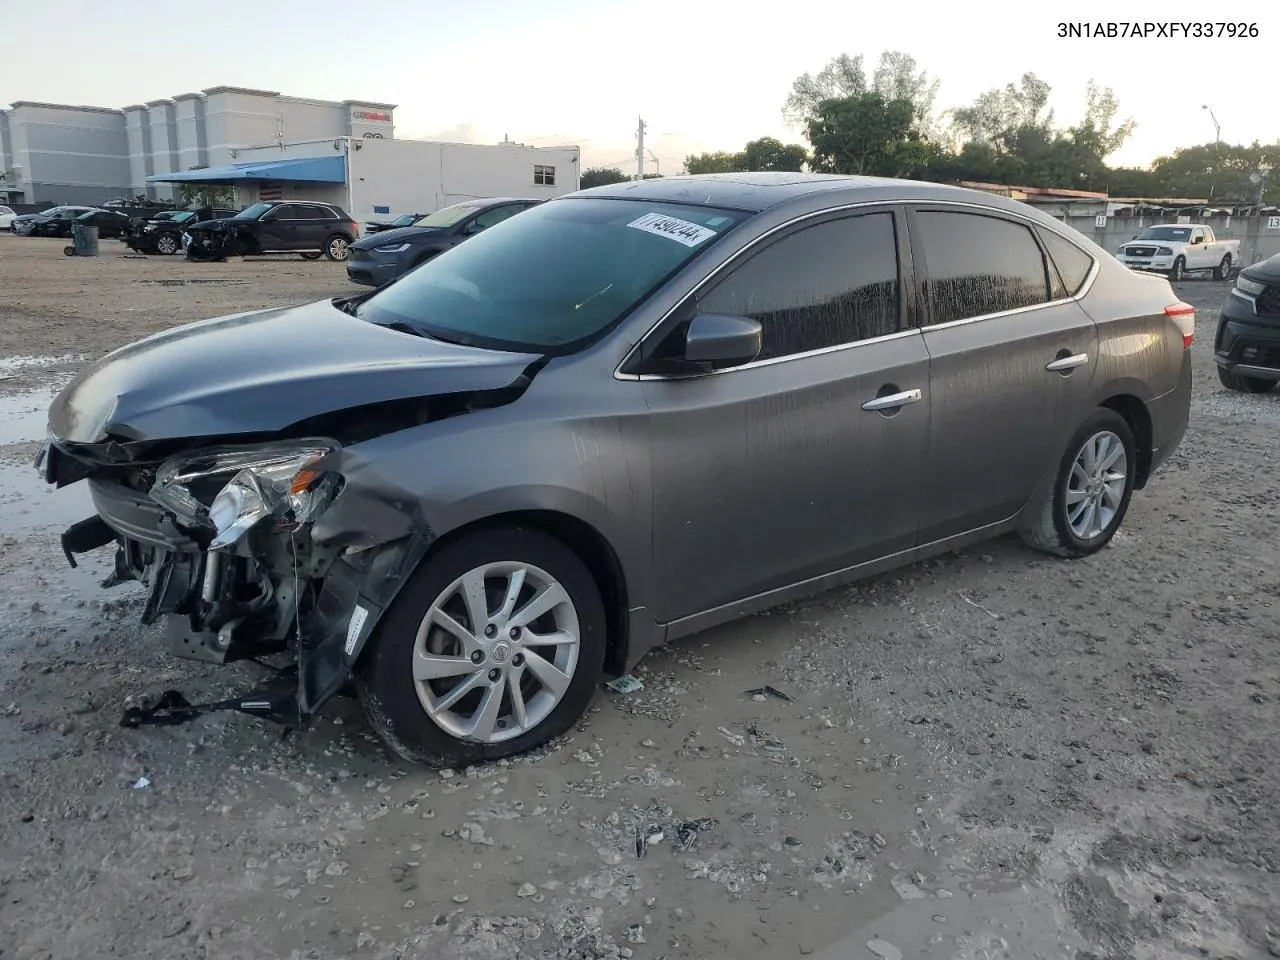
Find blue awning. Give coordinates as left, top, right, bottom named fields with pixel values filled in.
left=147, top=155, right=346, bottom=184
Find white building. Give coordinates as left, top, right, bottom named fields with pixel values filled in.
left=0, top=86, right=396, bottom=205
left=146, top=136, right=582, bottom=224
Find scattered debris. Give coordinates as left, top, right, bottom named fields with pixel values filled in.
left=718, top=726, right=745, bottom=747
left=959, top=593, right=1002, bottom=620
left=605, top=675, right=644, bottom=694
left=743, top=685, right=795, bottom=702
left=675, top=818, right=717, bottom=851
left=131, top=776, right=150, bottom=790
left=867, top=938, right=904, bottom=960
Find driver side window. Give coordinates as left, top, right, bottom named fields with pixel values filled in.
left=695, top=212, right=902, bottom=364
left=467, top=204, right=521, bottom=233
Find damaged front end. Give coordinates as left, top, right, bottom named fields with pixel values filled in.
left=41, top=434, right=424, bottom=728
left=184, top=221, right=255, bottom=261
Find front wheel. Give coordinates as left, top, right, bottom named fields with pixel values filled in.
left=1020, top=408, right=1137, bottom=558
left=1169, top=256, right=1185, bottom=282
left=324, top=235, right=350, bottom=261
left=1213, top=255, right=1232, bottom=281
left=356, top=527, right=607, bottom=767
left=1218, top=366, right=1275, bottom=394
left=155, top=233, right=179, bottom=256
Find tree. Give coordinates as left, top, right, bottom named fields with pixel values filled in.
left=950, top=73, right=1053, bottom=150
left=805, top=93, right=927, bottom=177
left=177, top=166, right=233, bottom=208
left=683, top=151, right=745, bottom=175
left=1068, top=81, right=1136, bottom=161
left=871, top=51, right=941, bottom=138
left=580, top=166, right=630, bottom=189
left=741, top=137, right=808, bottom=173
left=784, top=53, right=868, bottom=125
left=684, top=138, right=809, bottom=175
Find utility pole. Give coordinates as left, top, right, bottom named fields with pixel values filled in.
left=635, top=116, right=647, bottom=181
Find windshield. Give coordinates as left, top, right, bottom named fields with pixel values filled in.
left=390, top=213, right=420, bottom=226
left=414, top=202, right=488, bottom=229
left=1135, top=226, right=1192, bottom=241
left=235, top=202, right=274, bottom=221
left=360, top=198, right=746, bottom=352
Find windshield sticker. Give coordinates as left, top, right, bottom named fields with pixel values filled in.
left=627, top=212, right=717, bottom=247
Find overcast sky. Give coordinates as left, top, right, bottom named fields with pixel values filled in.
left=4, top=0, right=1275, bottom=176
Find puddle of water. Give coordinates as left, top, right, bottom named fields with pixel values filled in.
left=808, top=878, right=1085, bottom=959
left=0, top=460, right=94, bottom=537
left=0, top=385, right=61, bottom=446
left=0, top=354, right=82, bottom=380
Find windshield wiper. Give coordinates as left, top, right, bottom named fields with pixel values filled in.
left=376, top=320, right=430, bottom=339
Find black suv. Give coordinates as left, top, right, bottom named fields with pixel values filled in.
left=184, top=201, right=359, bottom=262
left=1216, top=252, right=1280, bottom=393
left=126, top=208, right=237, bottom=255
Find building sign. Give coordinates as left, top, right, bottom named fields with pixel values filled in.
left=1094, top=214, right=1107, bottom=228
left=1268, top=216, right=1280, bottom=230
left=1176, top=214, right=1191, bottom=224
left=352, top=110, right=391, bottom=122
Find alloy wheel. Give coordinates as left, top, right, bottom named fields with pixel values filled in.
left=328, top=237, right=349, bottom=260
left=1065, top=430, right=1127, bottom=540
left=411, top=561, right=581, bottom=743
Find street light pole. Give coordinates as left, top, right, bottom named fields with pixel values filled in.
left=1200, top=104, right=1221, bottom=143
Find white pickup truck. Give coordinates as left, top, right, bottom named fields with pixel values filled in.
left=1116, top=223, right=1240, bottom=282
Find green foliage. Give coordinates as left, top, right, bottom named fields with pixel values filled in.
left=684, top=137, right=809, bottom=175
left=581, top=167, right=630, bottom=189
left=176, top=166, right=233, bottom=208
left=805, top=93, right=928, bottom=177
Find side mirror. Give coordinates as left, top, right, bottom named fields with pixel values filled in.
left=682, top=313, right=762, bottom=367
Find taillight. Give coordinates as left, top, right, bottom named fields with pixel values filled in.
left=1165, top=301, right=1195, bottom=348
left=351, top=223, right=360, bottom=239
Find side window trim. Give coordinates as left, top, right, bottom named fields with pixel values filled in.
left=905, top=203, right=1093, bottom=331
left=627, top=204, right=913, bottom=378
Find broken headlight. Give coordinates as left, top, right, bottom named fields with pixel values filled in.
left=151, top=441, right=340, bottom=549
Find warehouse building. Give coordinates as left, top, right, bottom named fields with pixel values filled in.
left=145, top=134, right=581, bottom=226
left=0, top=86, right=396, bottom=204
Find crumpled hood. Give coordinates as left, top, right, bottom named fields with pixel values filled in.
left=48, top=298, right=541, bottom=445
left=351, top=225, right=443, bottom=250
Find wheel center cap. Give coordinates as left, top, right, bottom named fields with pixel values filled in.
left=491, top=641, right=512, bottom=665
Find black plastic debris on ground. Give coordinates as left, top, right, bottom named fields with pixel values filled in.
left=744, top=685, right=795, bottom=702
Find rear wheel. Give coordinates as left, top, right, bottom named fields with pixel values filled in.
left=1213, top=254, right=1232, bottom=281
left=1020, top=408, right=1137, bottom=558
left=356, top=528, right=607, bottom=766
left=1218, top=366, right=1275, bottom=394
left=324, top=235, right=350, bottom=261
left=1169, top=256, right=1185, bottom=282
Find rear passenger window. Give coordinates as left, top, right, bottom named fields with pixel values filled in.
left=697, top=212, right=900, bottom=362
left=916, top=211, right=1050, bottom=325
left=1037, top=227, right=1094, bottom=297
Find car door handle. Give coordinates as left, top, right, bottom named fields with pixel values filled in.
left=861, top=388, right=922, bottom=411
left=1046, top=353, right=1089, bottom=372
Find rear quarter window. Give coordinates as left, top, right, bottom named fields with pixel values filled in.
left=1037, top=227, right=1095, bottom=297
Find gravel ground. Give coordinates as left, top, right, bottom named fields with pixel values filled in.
left=0, top=232, right=1277, bottom=960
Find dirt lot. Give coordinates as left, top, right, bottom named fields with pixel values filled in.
left=0, top=232, right=1277, bottom=960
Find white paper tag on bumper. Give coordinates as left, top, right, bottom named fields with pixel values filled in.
left=344, top=604, right=370, bottom=657
left=627, top=212, right=716, bottom=247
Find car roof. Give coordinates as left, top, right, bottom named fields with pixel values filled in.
left=567, top=172, right=1043, bottom=217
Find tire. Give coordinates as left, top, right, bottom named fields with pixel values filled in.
left=155, top=233, right=179, bottom=256
left=356, top=527, right=608, bottom=767
left=300, top=251, right=323, bottom=261
left=1213, top=255, right=1231, bottom=281
left=1218, top=366, right=1275, bottom=394
left=324, top=234, right=350, bottom=261
left=63, top=246, right=75, bottom=257
left=1169, top=257, right=1185, bottom=282
left=413, top=251, right=438, bottom=269
left=1020, top=408, right=1137, bottom=559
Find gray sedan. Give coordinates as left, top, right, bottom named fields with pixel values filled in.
left=43, top=173, right=1193, bottom=766
left=346, top=197, right=541, bottom=287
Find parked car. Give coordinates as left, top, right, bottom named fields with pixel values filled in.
left=346, top=198, right=541, bottom=286
left=1215, top=250, right=1280, bottom=393
left=0, top=205, right=15, bottom=231
left=363, top=212, right=430, bottom=235
left=183, top=200, right=358, bottom=261
left=11, top=205, right=98, bottom=237
left=40, top=173, right=1194, bottom=767
left=1116, top=223, right=1240, bottom=281
left=125, top=208, right=237, bottom=255
left=74, top=208, right=136, bottom=239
